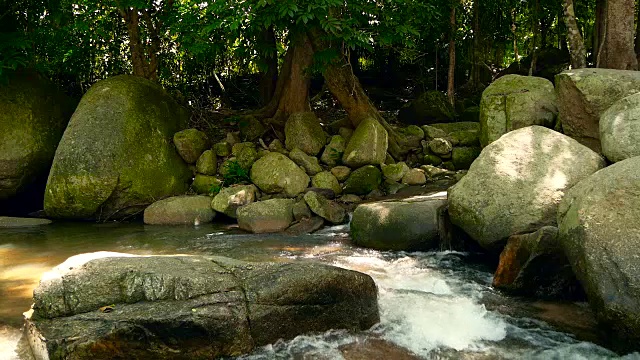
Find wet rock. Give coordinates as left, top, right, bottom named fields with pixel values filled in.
left=250, top=152, right=309, bottom=197
left=420, top=165, right=452, bottom=180
left=493, top=226, right=581, bottom=300
left=211, top=185, right=257, bottom=218
left=237, top=198, right=295, bottom=233
left=441, top=161, right=455, bottom=171
left=397, top=91, right=455, bottom=125
left=304, top=187, right=336, bottom=200
left=285, top=112, right=326, bottom=156
left=331, top=166, right=351, bottom=181
left=311, top=171, right=342, bottom=195
left=144, top=195, right=215, bottom=225
left=321, top=135, right=346, bottom=167
left=342, top=118, right=388, bottom=168
left=304, top=191, right=346, bottom=224
left=196, top=150, right=217, bottom=175
left=448, top=126, right=605, bottom=250
left=289, top=148, right=323, bottom=176
left=401, top=169, right=426, bottom=185
left=0, top=216, right=52, bottom=228
left=174, top=128, right=210, bottom=164
left=191, top=174, right=222, bottom=195
left=600, top=92, right=640, bottom=162
left=292, top=200, right=312, bottom=221
left=26, top=253, right=379, bottom=359
left=285, top=216, right=325, bottom=236
left=343, top=165, right=382, bottom=195
left=351, top=195, right=447, bottom=251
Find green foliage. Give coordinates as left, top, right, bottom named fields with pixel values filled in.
left=208, top=182, right=222, bottom=196
left=220, top=160, right=251, bottom=185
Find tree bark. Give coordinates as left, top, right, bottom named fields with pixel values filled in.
left=594, top=0, right=605, bottom=65
left=529, top=0, right=540, bottom=76
left=471, top=0, right=481, bottom=88
left=600, top=0, right=638, bottom=69
left=635, top=0, right=640, bottom=57
left=563, top=0, right=587, bottom=68
left=259, top=26, right=278, bottom=105
left=447, top=4, right=456, bottom=105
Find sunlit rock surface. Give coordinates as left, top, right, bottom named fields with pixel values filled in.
left=25, top=252, right=379, bottom=359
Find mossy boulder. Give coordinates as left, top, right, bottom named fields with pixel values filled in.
left=238, top=115, right=266, bottom=141
left=342, top=118, right=388, bottom=168
left=289, top=148, right=323, bottom=175
left=237, top=198, right=295, bottom=233
left=422, top=125, right=447, bottom=140
left=397, top=91, right=455, bottom=125
left=213, top=141, right=231, bottom=157
left=0, top=71, right=75, bottom=200
left=236, top=146, right=259, bottom=170
left=396, top=125, right=425, bottom=151
left=250, top=152, right=309, bottom=197
left=460, top=106, right=480, bottom=122
left=430, top=122, right=480, bottom=134
left=428, top=138, right=453, bottom=156
left=382, top=162, right=410, bottom=183
left=284, top=112, right=326, bottom=156
left=192, top=174, right=222, bottom=195
left=480, top=75, right=557, bottom=147
left=143, top=195, right=215, bottom=225
left=311, top=171, right=342, bottom=195
left=401, top=168, right=426, bottom=185
left=196, top=150, right=217, bottom=175
left=600, top=92, right=640, bottom=163
left=449, top=130, right=480, bottom=147
left=174, top=128, right=210, bottom=164
left=451, top=147, right=481, bottom=170
left=211, top=185, right=257, bottom=218
left=422, top=154, right=442, bottom=166
left=303, top=191, right=346, bottom=224
left=44, top=75, right=191, bottom=220
left=330, top=166, right=351, bottom=181
left=343, top=165, right=382, bottom=195
left=320, top=135, right=346, bottom=167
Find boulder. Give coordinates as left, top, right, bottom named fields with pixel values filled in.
left=339, top=127, right=354, bottom=143
left=292, top=200, right=312, bottom=221
left=238, top=115, right=266, bottom=141
left=396, top=125, right=425, bottom=151
left=420, top=165, right=453, bottom=180
left=382, top=162, right=410, bottom=183
left=26, top=253, right=379, bottom=359
left=268, top=139, right=288, bottom=155
left=304, top=191, right=346, bottom=224
left=226, top=132, right=241, bottom=146
left=493, top=226, right=581, bottom=300
left=449, top=130, right=480, bottom=147
left=289, top=148, right=323, bottom=176
left=284, top=112, right=326, bottom=156
left=311, top=171, right=342, bottom=196
left=235, top=146, right=258, bottom=170
left=448, top=126, right=605, bottom=250
left=211, top=185, right=257, bottom=218
left=397, top=91, right=455, bottom=125
left=600, top=92, right=640, bottom=163
left=460, top=106, right=480, bottom=123
left=237, top=198, right=295, bottom=233
left=191, top=174, right=222, bottom=195
left=422, top=154, right=442, bottom=166
left=401, top=169, right=426, bottom=185
left=196, top=150, right=217, bottom=175
left=143, top=195, right=215, bottom=225
left=284, top=216, right=325, bottom=236
left=428, top=138, right=453, bottom=156
left=0, top=216, right=51, bottom=228
left=174, top=128, right=210, bottom=164
left=331, top=166, right=351, bottom=181
left=231, top=142, right=255, bottom=156
left=351, top=195, right=447, bottom=251
left=213, top=141, right=231, bottom=157
left=342, top=118, right=388, bottom=168
left=0, top=71, right=75, bottom=201
left=556, top=68, right=640, bottom=153
left=451, top=147, right=481, bottom=170
left=343, top=166, right=382, bottom=195
left=44, top=75, right=191, bottom=220
left=480, top=75, right=557, bottom=147
left=422, top=125, right=447, bottom=140
left=430, top=122, right=480, bottom=134
left=558, top=156, right=640, bottom=346
left=250, top=152, right=309, bottom=197
left=320, top=135, right=346, bottom=167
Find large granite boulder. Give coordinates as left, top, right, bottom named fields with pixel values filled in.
left=556, top=68, right=640, bottom=153
left=599, top=92, right=640, bottom=163
left=448, top=126, right=605, bottom=250
left=250, top=152, right=309, bottom=197
left=342, top=118, right=388, bottom=168
left=237, top=198, right=295, bottom=233
left=480, top=75, right=557, bottom=147
left=351, top=194, right=447, bottom=251
left=284, top=112, right=326, bottom=156
left=143, top=195, right=215, bottom=225
left=44, top=75, right=192, bottom=220
left=397, top=91, right=455, bottom=125
left=211, top=185, right=257, bottom=218
left=558, top=156, right=640, bottom=347
left=0, top=71, right=75, bottom=201
left=25, top=252, right=379, bottom=359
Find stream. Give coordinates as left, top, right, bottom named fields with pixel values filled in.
left=1, top=218, right=639, bottom=359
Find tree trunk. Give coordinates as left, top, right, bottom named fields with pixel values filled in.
left=259, top=26, right=278, bottom=105
left=594, top=0, right=606, bottom=65
left=600, top=0, right=638, bottom=69
left=563, top=0, right=587, bottom=68
left=471, top=0, right=481, bottom=88
left=512, top=9, right=519, bottom=62
left=447, top=3, right=456, bottom=105
left=529, top=0, right=540, bottom=76
left=635, top=0, right=640, bottom=57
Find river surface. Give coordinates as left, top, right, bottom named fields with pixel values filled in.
left=1, top=219, right=639, bottom=359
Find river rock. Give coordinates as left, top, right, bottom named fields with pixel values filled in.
left=191, top=174, right=222, bottom=195
left=556, top=68, right=640, bottom=153
left=558, top=156, right=640, bottom=346
left=0, top=71, right=75, bottom=201
left=401, top=168, right=426, bottom=185
left=331, top=166, right=351, bottom=181
left=449, top=130, right=480, bottom=147
left=428, top=138, right=453, bottom=156
left=235, top=146, right=259, bottom=170
left=422, top=154, right=443, bottom=166
left=238, top=115, right=266, bottom=141
left=213, top=141, right=231, bottom=157
left=289, top=148, right=323, bottom=176
left=397, top=91, right=455, bottom=125
left=25, top=252, right=379, bottom=359
left=396, top=125, right=425, bottom=152
left=422, top=125, right=447, bottom=140
left=237, top=198, right=295, bottom=233
left=311, top=171, right=342, bottom=195
left=600, top=92, right=640, bottom=163
left=448, top=126, right=605, bottom=250
left=493, top=226, right=581, bottom=300
left=284, top=112, right=326, bottom=156
left=320, top=135, right=346, bottom=166
left=343, top=165, right=382, bottom=195
left=382, top=162, right=410, bottom=183
left=250, top=152, right=309, bottom=197
left=430, top=122, right=480, bottom=134
left=342, top=117, right=388, bottom=168
left=196, top=150, right=217, bottom=175
left=268, top=139, right=287, bottom=154
left=304, top=191, right=346, bottom=224
left=143, top=195, right=215, bottom=225
left=0, top=216, right=52, bottom=228
left=211, top=185, right=256, bottom=218
left=480, top=75, right=557, bottom=147
left=351, top=195, right=447, bottom=251
left=174, top=128, right=210, bottom=164
left=451, top=147, right=481, bottom=170
left=284, top=216, right=325, bottom=236
left=44, top=75, right=191, bottom=220
left=292, top=200, right=312, bottom=221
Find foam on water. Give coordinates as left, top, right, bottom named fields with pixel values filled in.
left=0, top=326, right=21, bottom=360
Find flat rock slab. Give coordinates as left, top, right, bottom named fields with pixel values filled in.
left=25, top=252, right=379, bottom=360
left=0, top=216, right=52, bottom=228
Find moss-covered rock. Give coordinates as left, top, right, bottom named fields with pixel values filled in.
left=304, top=191, right=346, bottom=224
left=382, top=162, right=409, bottom=183
left=401, top=169, right=426, bottom=185
left=342, top=117, right=388, bottom=168
left=430, top=122, right=480, bottom=134
left=0, top=71, right=75, bottom=200
left=284, top=112, right=326, bottom=156
left=460, top=106, right=480, bottom=122
left=343, top=165, right=382, bottom=195
left=236, top=146, right=259, bottom=170
left=451, top=147, right=482, bottom=170
left=289, top=148, right=323, bottom=175
left=143, top=195, right=215, bottom=225
left=311, top=171, right=342, bottom=195
left=320, top=135, right=346, bottom=167
left=238, top=115, right=266, bottom=141
left=268, top=139, right=288, bottom=154
left=422, top=125, right=447, bottom=140
left=192, top=174, right=222, bottom=195
left=292, top=199, right=312, bottom=221
left=397, top=91, right=455, bottom=125
left=396, top=125, right=425, bottom=151
left=211, top=185, right=256, bottom=218
left=250, top=152, right=309, bottom=197
left=213, top=141, right=231, bottom=157
left=44, top=75, right=191, bottom=220
left=237, top=198, right=295, bottom=233
left=339, top=127, right=354, bottom=143
left=600, top=92, right=640, bottom=162
left=174, top=128, right=210, bottom=164
left=330, top=166, right=351, bottom=181
left=422, top=154, right=443, bottom=166
left=196, top=150, right=217, bottom=175
left=448, top=130, right=480, bottom=147
left=428, top=138, right=453, bottom=156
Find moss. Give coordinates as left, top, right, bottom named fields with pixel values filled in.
left=196, top=150, right=217, bottom=175
left=342, top=117, right=388, bottom=168
left=284, top=112, right=326, bottom=156
left=343, top=165, right=382, bottom=195
left=451, top=147, right=482, bottom=170
left=311, top=171, right=342, bottom=195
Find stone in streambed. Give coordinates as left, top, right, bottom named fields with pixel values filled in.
left=343, top=166, right=382, bottom=195
left=143, top=195, right=215, bottom=225
left=237, top=198, right=295, bottom=233
left=304, top=191, right=346, bottom=224
left=174, top=128, right=210, bottom=164
left=285, top=112, right=326, bottom=156
left=211, top=185, right=256, bottom=218
left=0, top=216, right=51, bottom=228
left=250, top=152, right=309, bottom=197
left=196, top=150, right=217, bottom=175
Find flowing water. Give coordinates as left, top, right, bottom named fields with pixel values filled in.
left=1, top=219, right=639, bottom=359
